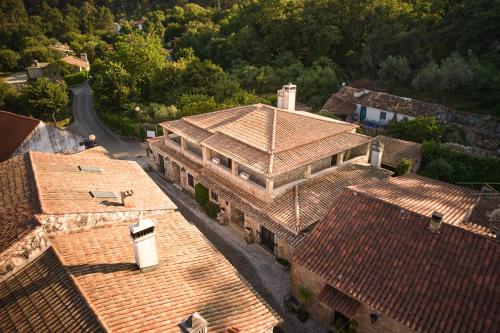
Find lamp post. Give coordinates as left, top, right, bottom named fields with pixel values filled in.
left=88, top=134, right=96, bottom=148
left=134, top=106, right=141, bottom=138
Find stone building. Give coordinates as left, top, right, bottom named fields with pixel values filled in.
left=148, top=85, right=391, bottom=260
left=292, top=175, right=499, bottom=332
left=0, top=110, right=84, bottom=162
left=0, top=150, right=281, bottom=332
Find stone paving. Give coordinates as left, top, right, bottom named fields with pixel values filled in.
left=149, top=172, right=327, bottom=333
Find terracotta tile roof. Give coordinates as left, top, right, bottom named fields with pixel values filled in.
left=74, top=146, right=113, bottom=158
left=0, top=247, right=103, bottom=332
left=350, top=174, right=478, bottom=230
left=149, top=137, right=202, bottom=173
left=29, top=151, right=175, bottom=214
left=317, top=285, right=360, bottom=318
left=320, top=95, right=356, bottom=116
left=375, top=135, right=422, bottom=169
left=60, top=56, right=90, bottom=69
left=322, top=86, right=449, bottom=118
left=199, top=164, right=390, bottom=240
left=294, top=189, right=500, bottom=333
left=51, top=211, right=282, bottom=332
left=0, top=110, right=40, bottom=161
left=163, top=104, right=364, bottom=177
left=0, top=154, right=40, bottom=253
left=465, top=196, right=500, bottom=234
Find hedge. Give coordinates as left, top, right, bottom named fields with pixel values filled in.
left=98, top=111, right=145, bottom=139
left=64, top=71, right=89, bottom=86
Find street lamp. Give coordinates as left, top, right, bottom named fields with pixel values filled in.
left=88, top=134, right=96, bottom=148
left=134, top=106, right=142, bottom=138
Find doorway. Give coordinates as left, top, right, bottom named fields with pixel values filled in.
left=260, top=226, right=275, bottom=253
left=360, top=105, right=367, bottom=122
left=158, top=154, right=165, bottom=175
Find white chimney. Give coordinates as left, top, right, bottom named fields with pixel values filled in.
left=370, top=140, right=384, bottom=168
left=429, top=211, right=444, bottom=232
left=34, top=60, right=39, bottom=67
left=129, top=218, right=158, bottom=271
left=277, top=83, right=296, bottom=111
left=186, top=312, right=208, bottom=333
left=81, top=53, right=88, bottom=63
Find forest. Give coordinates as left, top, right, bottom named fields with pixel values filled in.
left=1, top=0, right=500, bottom=125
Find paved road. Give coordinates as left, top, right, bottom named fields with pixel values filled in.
left=67, top=82, right=146, bottom=164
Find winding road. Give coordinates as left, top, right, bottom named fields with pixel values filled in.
left=67, top=82, right=146, bottom=164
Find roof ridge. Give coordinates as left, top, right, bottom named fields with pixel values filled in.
left=294, top=185, right=300, bottom=228
left=27, top=151, right=45, bottom=214
left=0, top=110, right=42, bottom=124
left=267, top=108, right=278, bottom=176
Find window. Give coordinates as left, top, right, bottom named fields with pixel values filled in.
left=210, top=190, right=218, bottom=202
left=227, top=158, right=233, bottom=170
left=330, top=154, right=338, bottom=166
left=187, top=173, right=195, bottom=188
left=379, top=111, right=387, bottom=121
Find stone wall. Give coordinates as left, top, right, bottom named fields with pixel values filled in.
left=276, top=237, right=294, bottom=260
left=0, top=209, right=170, bottom=281
left=0, top=227, right=49, bottom=281
left=290, top=263, right=331, bottom=325
left=291, top=263, right=416, bottom=333
left=14, top=122, right=84, bottom=156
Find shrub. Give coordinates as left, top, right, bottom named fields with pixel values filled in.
left=194, top=183, right=209, bottom=206
left=202, top=202, right=221, bottom=219
left=0, top=50, right=20, bottom=71
left=64, top=71, right=89, bottom=85
left=396, top=159, right=412, bottom=176
left=420, top=158, right=454, bottom=182
left=385, top=117, right=446, bottom=143
left=298, top=286, right=312, bottom=305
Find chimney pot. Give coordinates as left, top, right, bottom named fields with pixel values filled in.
left=121, top=190, right=134, bottom=207
left=277, top=83, right=296, bottom=111
left=429, top=211, right=443, bottom=232
left=370, top=140, right=384, bottom=169
left=129, top=218, right=158, bottom=271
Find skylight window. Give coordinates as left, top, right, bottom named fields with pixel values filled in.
left=89, top=191, right=116, bottom=198
left=79, top=166, right=102, bottom=173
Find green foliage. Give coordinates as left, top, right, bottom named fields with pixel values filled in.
left=23, top=77, right=69, bottom=121
left=98, top=111, right=144, bottom=138
left=297, top=286, right=312, bottom=305
left=0, top=50, right=20, bottom=71
left=64, top=71, right=89, bottom=86
left=179, top=94, right=218, bottom=116
left=412, top=54, right=474, bottom=93
left=194, top=183, right=209, bottom=206
left=395, top=159, right=413, bottom=176
left=420, top=141, right=500, bottom=186
left=202, top=201, right=221, bottom=219
left=385, top=117, right=447, bottom=143
left=378, top=55, right=411, bottom=88
left=91, top=60, right=133, bottom=113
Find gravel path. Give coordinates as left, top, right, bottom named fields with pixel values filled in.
left=149, top=172, right=327, bottom=333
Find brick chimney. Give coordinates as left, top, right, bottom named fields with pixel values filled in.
left=429, top=211, right=443, bottom=232
left=370, top=140, right=384, bottom=168
left=129, top=218, right=158, bottom=271
left=277, top=83, right=296, bottom=111
left=121, top=190, right=134, bottom=207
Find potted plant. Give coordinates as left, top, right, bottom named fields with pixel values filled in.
left=296, top=286, right=312, bottom=322
left=275, top=257, right=290, bottom=271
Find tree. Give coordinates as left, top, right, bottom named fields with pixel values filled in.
left=23, top=77, right=69, bottom=122
left=395, top=159, right=413, bottom=176
left=420, top=158, right=454, bottom=182
left=0, top=50, right=20, bottom=71
left=90, top=60, right=133, bottom=113
left=378, top=55, right=411, bottom=88
left=385, top=117, right=446, bottom=143
left=144, top=10, right=166, bottom=38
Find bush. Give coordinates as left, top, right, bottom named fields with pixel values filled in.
left=396, top=159, right=412, bottom=176
left=385, top=117, right=446, bottom=143
left=64, top=71, right=89, bottom=85
left=98, top=111, right=144, bottom=139
left=378, top=55, right=411, bottom=87
left=0, top=50, right=20, bottom=71
left=202, top=201, right=221, bottom=219
left=420, top=158, right=454, bottom=182
left=194, top=183, right=209, bottom=206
